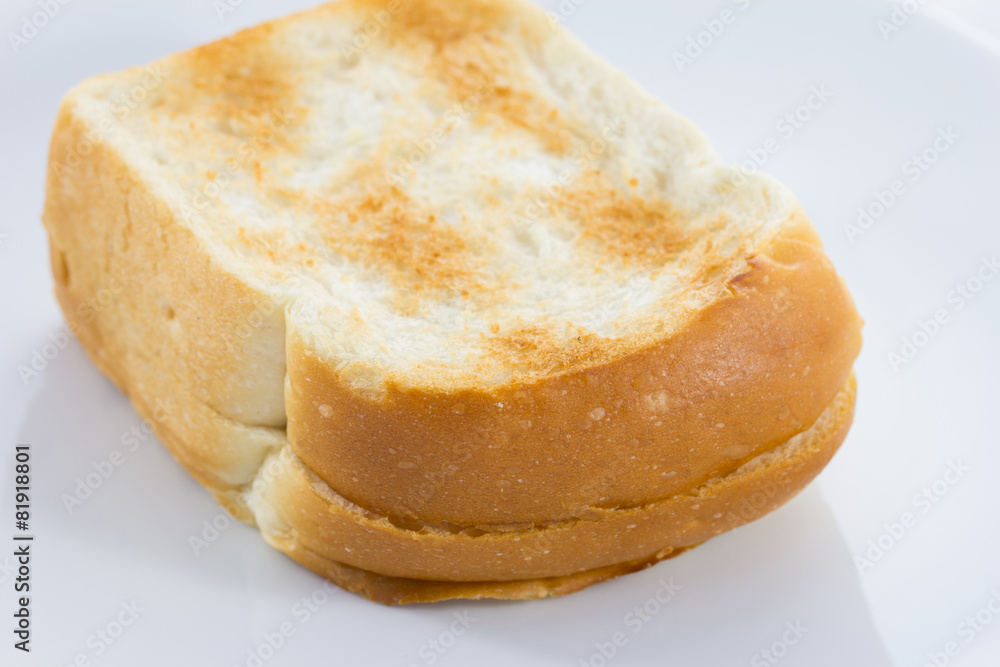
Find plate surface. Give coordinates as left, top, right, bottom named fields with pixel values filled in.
left=1, top=1, right=998, bottom=665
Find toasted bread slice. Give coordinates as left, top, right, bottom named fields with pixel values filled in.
left=43, top=0, right=862, bottom=602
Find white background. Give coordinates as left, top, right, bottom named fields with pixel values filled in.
left=935, top=0, right=1000, bottom=44
left=1, top=1, right=999, bottom=666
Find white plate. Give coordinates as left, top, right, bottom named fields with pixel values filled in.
left=2, top=1, right=998, bottom=665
